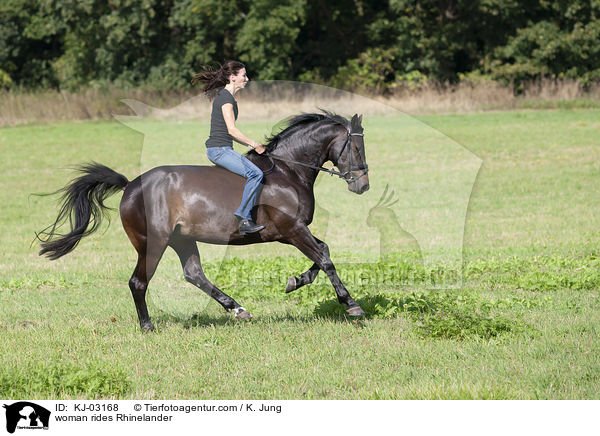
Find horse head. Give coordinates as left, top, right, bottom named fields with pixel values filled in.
left=329, top=114, right=369, bottom=194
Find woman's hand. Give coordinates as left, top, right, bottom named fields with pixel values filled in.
left=253, top=144, right=267, bottom=154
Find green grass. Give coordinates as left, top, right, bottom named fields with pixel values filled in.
left=0, top=109, right=599, bottom=399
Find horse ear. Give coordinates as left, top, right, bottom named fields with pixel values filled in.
left=358, top=114, right=363, bottom=125
left=351, top=114, right=358, bottom=128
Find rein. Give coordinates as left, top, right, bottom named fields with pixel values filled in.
left=263, top=126, right=368, bottom=183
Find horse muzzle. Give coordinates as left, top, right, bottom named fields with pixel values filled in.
left=347, top=170, right=370, bottom=194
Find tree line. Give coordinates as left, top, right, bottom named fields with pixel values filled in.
left=1, top=0, right=599, bottom=92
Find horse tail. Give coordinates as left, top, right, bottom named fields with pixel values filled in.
left=37, top=162, right=129, bottom=260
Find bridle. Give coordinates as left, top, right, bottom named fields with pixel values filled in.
left=265, top=123, right=369, bottom=184
left=334, top=125, right=368, bottom=183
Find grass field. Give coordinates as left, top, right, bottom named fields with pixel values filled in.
left=0, top=108, right=599, bottom=399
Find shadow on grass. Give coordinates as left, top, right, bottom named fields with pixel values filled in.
left=314, top=292, right=533, bottom=340
left=152, top=293, right=432, bottom=328
left=152, top=303, right=365, bottom=330
left=154, top=311, right=235, bottom=329
left=314, top=293, right=436, bottom=320
left=152, top=291, right=533, bottom=340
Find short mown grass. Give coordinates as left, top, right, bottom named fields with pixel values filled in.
left=0, top=109, right=599, bottom=399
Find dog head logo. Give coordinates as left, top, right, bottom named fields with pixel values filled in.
left=3, top=402, right=50, bottom=433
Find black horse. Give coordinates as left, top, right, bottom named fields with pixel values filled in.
left=38, top=111, right=370, bottom=331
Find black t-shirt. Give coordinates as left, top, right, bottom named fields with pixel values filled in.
left=205, top=88, right=238, bottom=147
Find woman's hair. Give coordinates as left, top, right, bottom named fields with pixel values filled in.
left=191, top=60, right=246, bottom=97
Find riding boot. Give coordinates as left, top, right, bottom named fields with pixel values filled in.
left=237, top=217, right=265, bottom=235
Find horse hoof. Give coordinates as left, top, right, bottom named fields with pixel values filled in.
left=236, top=310, right=252, bottom=320
left=346, top=306, right=365, bottom=317
left=233, top=307, right=252, bottom=320
left=285, top=276, right=297, bottom=293
left=141, top=322, right=155, bottom=332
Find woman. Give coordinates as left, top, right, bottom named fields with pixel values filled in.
left=191, top=61, right=266, bottom=235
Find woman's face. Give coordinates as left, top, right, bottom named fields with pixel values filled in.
left=230, top=68, right=249, bottom=89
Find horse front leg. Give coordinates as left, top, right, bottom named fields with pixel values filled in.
left=285, top=262, right=320, bottom=293
left=285, top=237, right=328, bottom=292
left=287, top=227, right=365, bottom=316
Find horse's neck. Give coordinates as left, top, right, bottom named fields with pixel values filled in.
left=275, top=126, right=337, bottom=169
left=273, top=140, right=325, bottom=188
left=281, top=123, right=338, bottom=158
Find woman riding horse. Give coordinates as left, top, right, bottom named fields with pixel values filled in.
left=192, top=61, right=266, bottom=235
left=37, top=108, right=370, bottom=331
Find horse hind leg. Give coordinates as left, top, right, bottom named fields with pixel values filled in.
left=171, top=238, right=252, bottom=320
left=129, top=238, right=168, bottom=332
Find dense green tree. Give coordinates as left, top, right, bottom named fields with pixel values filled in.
left=0, top=0, right=598, bottom=91
left=329, top=0, right=600, bottom=90
left=0, top=0, right=63, bottom=88
left=483, top=1, right=600, bottom=85
left=295, top=0, right=387, bottom=81
left=50, top=0, right=175, bottom=89
left=359, top=0, right=542, bottom=83
left=167, top=0, right=250, bottom=87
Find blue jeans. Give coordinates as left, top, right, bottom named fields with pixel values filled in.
left=206, top=146, right=264, bottom=221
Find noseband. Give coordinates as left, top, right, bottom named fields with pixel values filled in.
left=265, top=123, right=369, bottom=184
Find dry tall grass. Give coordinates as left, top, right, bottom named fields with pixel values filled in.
left=1, top=79, right=598, bottom=126
left=389, top=78, right=600, bottom=113
left=0, top=88, right=193, bottom=125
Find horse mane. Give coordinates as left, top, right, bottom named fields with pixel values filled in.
left=250, top=110, right=349, bottom=154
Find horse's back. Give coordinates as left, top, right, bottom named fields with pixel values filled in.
left=129, top=165, right=246, bottom=195
left=120, top=163, right=310, bottom=243
left=120, top=165, right=248, bottom=240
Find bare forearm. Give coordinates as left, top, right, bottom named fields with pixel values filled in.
left=221, top=103, right=264, bottom=152
left=228, top=127, right=260, bottom=149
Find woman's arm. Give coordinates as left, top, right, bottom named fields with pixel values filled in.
left=222, top=103, right=266, bottom=154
